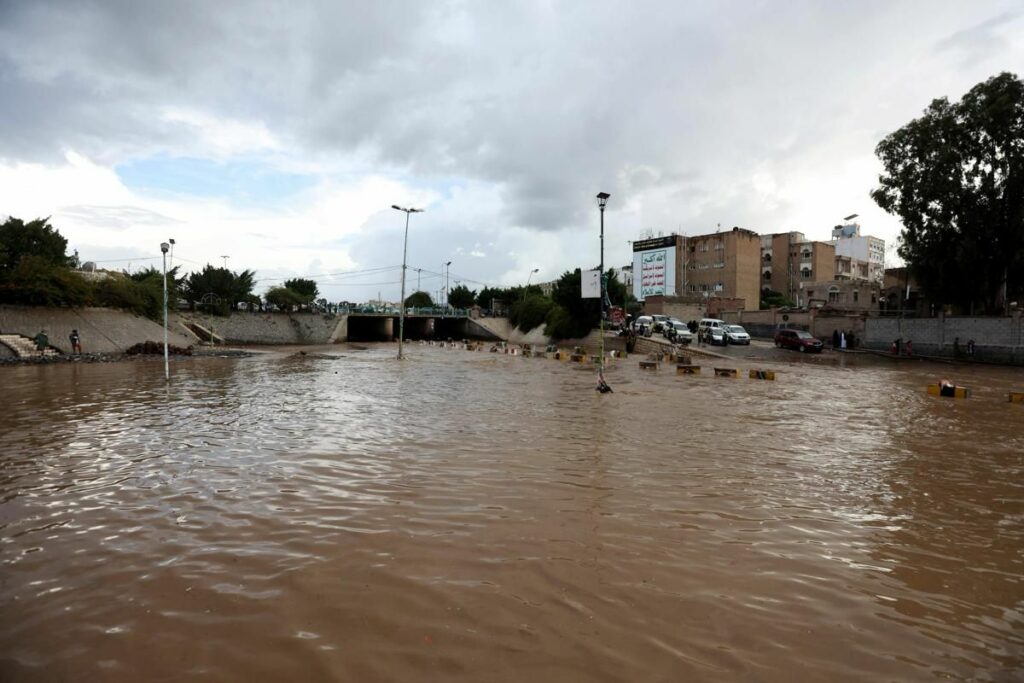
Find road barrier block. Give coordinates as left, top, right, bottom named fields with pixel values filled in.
left=749, top=369, right=776, bottom=380
left=714, top=368, right=739, bottom=378
left=677, top=364, right=700, bottom=375
left=927, top=384, right=971, bottom=399
left=677, top=355, right=692, bottom=366
left=639, top=360, right=658, bottom=370
left=1009, top=391, right=1024, bottom=404
left=570, top=354, right=587, bottom=363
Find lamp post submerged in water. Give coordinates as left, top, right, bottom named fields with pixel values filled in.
left=392, top=205, right=423, bottom=360
left=596, top=192, right=612, bottom=393
left=160, top=241, right=170, bottom=381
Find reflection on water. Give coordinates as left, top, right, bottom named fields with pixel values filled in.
left=1, top=346, right=1022, bottom=681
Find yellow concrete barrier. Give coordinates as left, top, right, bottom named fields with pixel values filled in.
left=927, top=384, right=971, bottom=399
left=714, top=368, right=739, bottom=378
left=1009, top=391, right=1024, bottom=404
left=677, top=364, right=700, bottom=375
left=639, top=360, right=658, bottom=370
left=749, top=369, right=776, bottom=380
left=570, top=353, right=586, bottom=363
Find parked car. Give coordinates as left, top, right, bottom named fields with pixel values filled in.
left=651, top=315, right=670, bottom=333
left=697, top=318, right=727, bottom=344
left=635, top=315, right=654, bottom=337
left=666, top=321, right=693, bottom=344
left=705, top=326, right=726, bottom=345
left=774, top=328, right=824, bottom=353
left=723, top=325, right=750, bottom=345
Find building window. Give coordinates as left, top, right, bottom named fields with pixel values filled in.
left=853, top=290, right=859, bottom=303
left=763, top=271, right=771, bottom=281
left=763, top=253, right=772, bottom=263
left=801, top=268, right=811, bottom=278
left=828, top=287, right=840, bottom=303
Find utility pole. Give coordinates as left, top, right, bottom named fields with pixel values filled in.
left=596, top=192, right=611, bottom=392
left=391, top=205, right=423, bottom=359
left=221, top=255, right=229, bottom=269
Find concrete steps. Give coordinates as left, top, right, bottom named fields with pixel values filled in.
left=0, top=333, right=62, bottom=358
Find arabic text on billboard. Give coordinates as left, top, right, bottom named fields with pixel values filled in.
left=640, top=250, right=668, bottom=297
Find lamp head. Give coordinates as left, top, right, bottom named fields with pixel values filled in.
left=169, top=238, right=176, bottom=245
left=160, top=242, right=170, bottom=254
left=596, top=191, right=610, bottom=209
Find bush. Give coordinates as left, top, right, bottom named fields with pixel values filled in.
left=509, top=295, right=553, bottom=332
left=0, top=254, right=90, bottom=306
left=266, top=286, right=306, bottom=310
left=544, top=304, right=593, bottom=340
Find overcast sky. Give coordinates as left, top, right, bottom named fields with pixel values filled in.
left=1, top=1, right=1021, bottom=302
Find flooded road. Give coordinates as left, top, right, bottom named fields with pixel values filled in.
left=2, top=345, right=1022, bottom=681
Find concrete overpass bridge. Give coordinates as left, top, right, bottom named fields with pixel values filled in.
left=344, top=310, right=504, bottom=342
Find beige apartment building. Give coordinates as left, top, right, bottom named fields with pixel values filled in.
left=681, top=227, right=761, bottom=310
left=760, top=232, right=835, bottom=305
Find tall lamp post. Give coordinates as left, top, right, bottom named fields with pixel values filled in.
left=160, top=241, right=170, bottom=381
left=444, top=260, right=452, bottom=312
left=596, top=192, right=611, bottom=391
left=522, top=268, right=539, bottom=303
left=392, top=204, right=423, bottom=360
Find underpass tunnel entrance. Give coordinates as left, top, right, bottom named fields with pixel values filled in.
left=346, top=315, right=394, bottom=341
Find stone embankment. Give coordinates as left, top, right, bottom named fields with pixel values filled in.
left=172, top=311, right=346, bottom=345
left=0, top=305, right=194, bottom=355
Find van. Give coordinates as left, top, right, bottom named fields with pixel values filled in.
left=697, top=318, right=726, bottom=343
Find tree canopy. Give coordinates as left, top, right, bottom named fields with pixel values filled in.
left=182, top=266, right=256, bottom=312
left=0, top=217, right=73, bottom=271
left=447, top=284, right=476, bottom=309
left=405, top=290, right=433, bottom=308
left=872, top=71, right=1024, bottom=313
left=283, top=278, right=318, bottom=302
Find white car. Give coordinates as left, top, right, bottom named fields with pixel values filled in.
left=666, top=321, right=693, bottom=344
left=723, top=325, right=750, bottom=345
left=705, top=326, right=726, bottom=345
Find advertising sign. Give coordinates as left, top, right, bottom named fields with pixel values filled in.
left=632, top=245, right=676, bottom=300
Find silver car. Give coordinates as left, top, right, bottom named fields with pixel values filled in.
left=723, top=325, right=750, bottom=345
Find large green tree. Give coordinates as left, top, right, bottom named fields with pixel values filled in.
left=405, top=290, right=433, bottom=308
left=283, top=278, right=318, bottom=304
left=447, top=284, right=476, bottom=309
left=0, top=217, right=74, bottom=271
left=183, top=266, right=256, bottom=312
left=872, top=72, right=1024, bottom=313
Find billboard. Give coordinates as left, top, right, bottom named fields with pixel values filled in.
left=581, top=269, right=601, bottom=298
left=632, top=244, right=676, bottom=300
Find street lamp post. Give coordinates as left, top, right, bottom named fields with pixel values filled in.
left=160, top=241, right=170, bottom=381
left=522, top=268, right=539, bottom=303
left=443, top=260, right=452, bottom=312
left=392, top=205, right=423, bottom=360
left=596, top=192, right=611, bottom=392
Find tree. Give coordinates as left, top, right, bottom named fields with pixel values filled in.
left=265, top=286, right=305, bottom=310
left=447, top=284, right=476, bottom=309
left=405, top=290, right=433, bottom=308
left=182, top=266, right=256, bottom=312
left=0, top=217, right=74, bottom=271
left=476, top=286, right=508, bottom=311
left=284, top=278, right=318, bottom=304
left=872, top=72, right=1024, bottom=313
left=760, top=289, right=795, bottom=310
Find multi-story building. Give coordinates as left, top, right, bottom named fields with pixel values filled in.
left=630, top=228, right=760, bottom=309
left=830, top=221, right=885, bottom=284
left=760, top=232, right=835, bottom=305
left=681, top=227, right=761, bottom=309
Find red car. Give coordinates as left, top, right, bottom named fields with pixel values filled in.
left=774, top=328, right=824, bottom=353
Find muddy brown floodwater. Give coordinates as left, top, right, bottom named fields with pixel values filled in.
left=1, top=345, right=1022, bottom=682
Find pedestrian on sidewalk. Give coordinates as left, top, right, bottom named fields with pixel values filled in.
left=69, top=329, right=82, bottom=354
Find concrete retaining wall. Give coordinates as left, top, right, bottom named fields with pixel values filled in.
left=864, top=314, right=1024, bottom=363
left=0, top=305, right=194, bottom=354
left=173, top=311, right=344, bottom=345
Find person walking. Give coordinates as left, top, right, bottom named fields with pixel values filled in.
left=832, top=329, right=840, bottom=348
left=33, top=329, right=49, bottom=356
left=69, top=329, right=82, bottom=354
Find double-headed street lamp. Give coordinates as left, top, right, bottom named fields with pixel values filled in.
left=392, top=204, right=423, bottom=360
left=596, top=192, right=611, bottom=392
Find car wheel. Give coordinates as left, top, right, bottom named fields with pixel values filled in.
left=798, top=345, right=805, bottom=353
left=775, top=340, right=781, bottom=348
